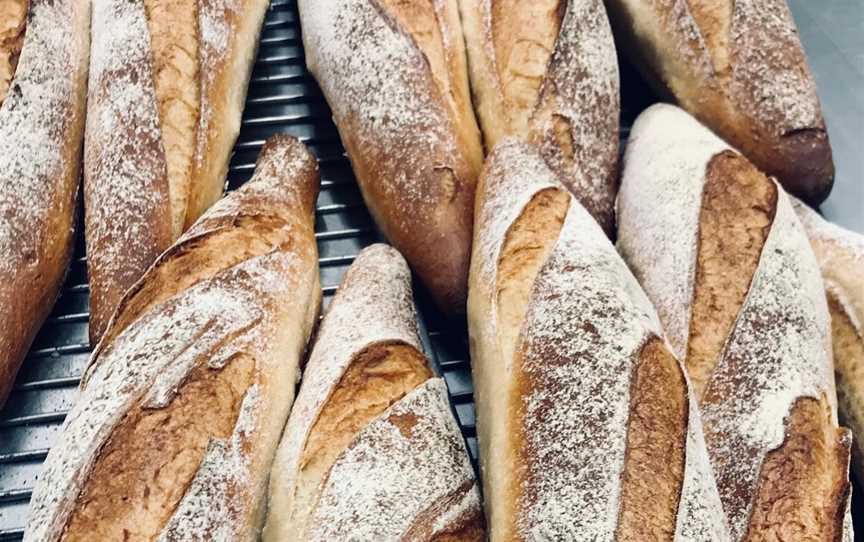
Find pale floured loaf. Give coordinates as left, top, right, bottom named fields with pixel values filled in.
left=24, top=136, right=322, bottom=541
left=84, top=0, right=269, bottom=344
left=264, top=243, right=483, bottom=541
left=468, top=138, right=731, bottom=541
left=617, top=103, right=852, bottom=540
left=604, top=0, right=834, bottom=204
left=0, top=0, right=89, bottom=407
left=793, top=199, right=864, bottom=487
left=297, top=0, right=484, bottom=316
left=459, top=0, right=620, bottom=234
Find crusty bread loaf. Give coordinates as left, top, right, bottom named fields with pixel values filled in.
left=25, top=136, right=322, bottom=541
left=459, top=0, right=620, bottom=234
left=468, top=139, right=731, bottom=540
left=604, top=0, right=834, bottom=205
left=264, top=243, right=484, bottom=541
left=84, top=0, right=269, bottom=344
left=0, top=0, right=89, bottom=407
left=793, top=199, right=864, bottom=487
left=617, top=104, right=851, bottom=540
left=297, top=0, right=484, bottom=315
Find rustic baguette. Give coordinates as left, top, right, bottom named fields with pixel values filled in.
left=617, top=104, right=851, bottom=540
left=468, top=139, right=730, bottom=540
left=458, top=0, right=620, bottom=234
left=264, top=243, right=483, bottom=541
left=25, top=136, right=322, bottom=541
left=0, top=0, right=89, bottom=407
left=84, top=0, right=269, bottom=344
left=792, top=199, right=864, bottom=487
left=603, top=0, right=834, bottom=204
left=297, top=0, right=484, bottom=316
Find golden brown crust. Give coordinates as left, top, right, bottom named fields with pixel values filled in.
left=744, top=396, right=851, bottom=542
left=604, top=0, right=834, bottom=204
left=291, top=343, right=432, bottom=536
left=185, top=0, right=272, bottom=227
left=0, top=0, right=88, bottom=406
left=687, top=150, right=776, bottom=398
left=89, top=134, right=319, bottom=372
left=828, top=294, right=864, bottom=486
left=460, top=0, right=619, bottom=235
left=299, top=0, right=482, bottom=316
left=0, top=0, right=27, bottom=105
left=144, top=0, right=200, bottom=239
left=61, top=355, right=255, bottom=541
left=616, top=338, right=688, bottom=541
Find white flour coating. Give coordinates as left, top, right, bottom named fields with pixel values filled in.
left=429, top=479, right=483, bottom=537
left=728, top=0, right=821, bottom=134
left=674, top=394, right=732, bottom=541
left=474, top=140, right=728, bottom=539
left=793, top=198, right=864, bottom=261
left=617, top=103, right=731, bottom=359
left=0, top=0, right=86, bottom=273
left=156, top=383, right=261, bottom=541
left=297, top=0, right=459, bottom=220
left=532, top=0, right=619, bottom=217
left=700, top=191, right=834, bottom=539
left=267, top=243, right=424, bottom=529
left=306, top=378, right=481, bottom=541
left=86, top=0, right=171, bottom=327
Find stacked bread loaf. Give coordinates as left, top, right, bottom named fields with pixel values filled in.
left=459, top=0, right=620, bottom=234
left=297, top=0, right=484, bottom=315
left=604, top=0, right=834, bottom=204
left=793, top=199, right=864, bottom=486
left=265, top=244, right=483, bottom=541
left=84, top=0, right=270, bottom=343
left=468, top=139, right=732, bottom=540
left=25, top=136, right=321, bottom=540
left=617, top=104, right=852, bottom=539
left=0, top=0, right=89, bottom=407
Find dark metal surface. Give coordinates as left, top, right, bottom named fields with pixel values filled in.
left=0, top=0, right=860, bottom=539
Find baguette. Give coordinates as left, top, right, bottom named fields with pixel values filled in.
left=604, top=0, right=833, bottom=205
left=792, top=199, right=864, bottom=487
left=468, top=139, right=730, bottom=540
left=25, top=135, right=322, bottom=541
left=458, top=0, right=620, bottom=234
left=297, top=0, right=484, bottom=315
left=0, top=0, right=89, bottom=407
left=617, top=104, right=851, bottom=540
left=84, top=0, right=269, bottom=344
left=264, top=243, right=483, bottom=541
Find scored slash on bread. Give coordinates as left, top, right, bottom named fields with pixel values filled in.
left=25, top=136, right=322, bottom=541
left=468, top=139, right=730, bottom=540
left=297, top=0, right=484, bottom=316
left=617, top=104, right=852, bottom=540
left=84, top=0, right=271, bottom=344
left=792, top=199, right=864, bottom=488
left=459, top=0, right=620, bottom=235
left=0, top=0, right=89, bottom=408
left=603, top=0, right=835, bottom=205
left=264, top=244, right=484, bottom=542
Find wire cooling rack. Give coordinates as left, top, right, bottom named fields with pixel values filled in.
left=0, top=0, right=859, bottom=538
